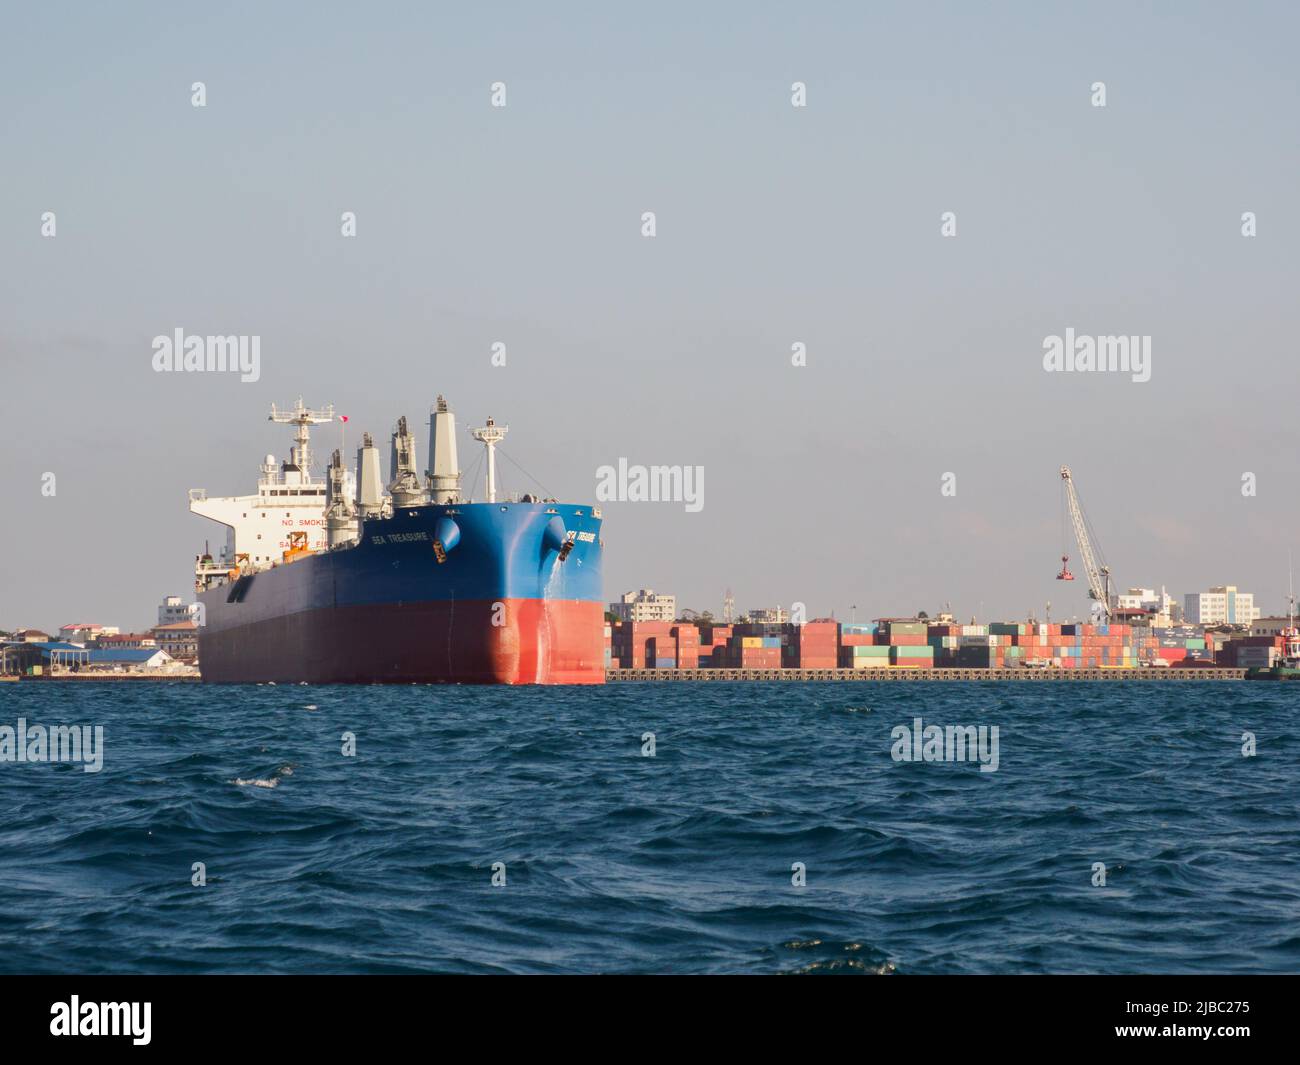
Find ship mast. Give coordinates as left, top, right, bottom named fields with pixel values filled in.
left=269, top=398, right=335, bottom=481
left=469, top=416, right=508, bottom=503
left=1282, top=552, right=1300, bottom=668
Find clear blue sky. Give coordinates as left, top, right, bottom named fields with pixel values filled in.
left=2, top=1, right=1298, bottom=630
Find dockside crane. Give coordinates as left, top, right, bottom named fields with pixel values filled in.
left=1057, top=465, right=1112, bottom=622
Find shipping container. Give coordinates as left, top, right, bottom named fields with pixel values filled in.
left=843, top=645, right=891, bottom=658
left=890, top=646, right=934, bottom=660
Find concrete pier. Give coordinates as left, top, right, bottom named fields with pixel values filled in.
left=607, top=667, right=1247, bottom=682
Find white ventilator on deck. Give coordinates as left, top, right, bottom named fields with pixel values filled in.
left=426, top=395, right=462, bottom=503
left=355, top=432, right=386, bottom=519
left=469, top=416, right=508, bottom=503
left=325, top=448, right=358, bottom=548
left=387, top=415, right=427, bottom=508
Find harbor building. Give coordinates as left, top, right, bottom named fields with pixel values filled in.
left=158, top=595, right=202, bottom=626
left=1183, top=586, right=1260, bottom=627
left=58, top=623, right=120, bottom=643
left=748, top=606, right=789, bottom=624
left=151, top=621, right=199, bottom=663
left=1116, top=588, right=1176, bottom=627
left=94, top=632, right=158, bottom=650
left=86, top=648, right=174, bottom=672
left=1, top=641, right=88, bottom=674
left=0, top=640, right=178, bottom=676
left=611, top=589, right=676, bottom=623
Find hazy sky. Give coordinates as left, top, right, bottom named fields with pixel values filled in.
left=3, top=1, right=1298, bottom=631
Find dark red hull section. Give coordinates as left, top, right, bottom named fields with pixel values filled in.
left=199, top=599, right=605, bottom=684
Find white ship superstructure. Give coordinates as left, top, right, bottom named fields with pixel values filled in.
left=190, top=399, right=351, bottom=586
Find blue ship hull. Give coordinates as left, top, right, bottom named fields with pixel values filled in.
left=197, top=501, right=605, bottom=684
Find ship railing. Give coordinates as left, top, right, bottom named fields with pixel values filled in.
left=195, top=559, right=237, bottom=579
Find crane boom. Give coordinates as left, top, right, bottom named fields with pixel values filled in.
left=1060, top=465, right=1111, bottom=619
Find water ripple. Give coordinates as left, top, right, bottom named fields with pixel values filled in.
left=0, top=680, right=1297, bottom=973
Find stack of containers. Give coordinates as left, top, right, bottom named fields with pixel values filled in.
left=611, top=620, right=675, bottom=669
left=839, top=623, right=876, bottom=646
left=732, top=622, right=789, bottom=639
left=1008, top=623, right=1050, bottom=666
left=839, top=623, right=887, bottom=668
left=1152, top=625, right=1215, bottom=664
left=891, top=644, right=935, bottom=667
left=1131, top=628, right=1161, bottom=664
left=603, top=623, right=613, bottom=670
left=697, top=625, right=732, bottom=668
left=880, top=620, right=934, bottom=668
left=927, top=623, right=963, bottom=667
left=842, top=645, right=892, bottom=667
left=645, top=636, right=675, bottom=670
left=956, top=625, right=1004, bottom=668
left=672, top=624, right=700, bottom=669
left=784, top=619, right=838, bottom=668
left=990, top=624, right=1024, bottom=662
left=1207, top=630, right=1237, bottom=662
left=909, top=621, right=1168, bottom=670
left=1231, top=635, right=1282, bottom=668
left=1002, top=622, right=1156, bottom=668
left=609, top=621, right=629, bottom=668
left=721, top=633, right=782, bottom=668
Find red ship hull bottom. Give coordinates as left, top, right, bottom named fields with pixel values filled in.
left=198, top=599, right=605, bottom=685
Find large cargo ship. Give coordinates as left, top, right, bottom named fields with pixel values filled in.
left=189, top=398, right=605, bottom=684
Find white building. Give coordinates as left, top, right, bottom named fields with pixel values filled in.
left=748, top=606, right=789, bottom=624
left=1183, top=586, right=1260, bottom=627
left=611, top=589, right=676, bottom=623
left=58, top=623, right=120, bottom=643
left=1116, top=587, right=1175, bottom=627
left=158, top=595, right=202, bottom=626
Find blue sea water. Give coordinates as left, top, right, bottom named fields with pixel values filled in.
left=0, top=680, right=1297, bottom=975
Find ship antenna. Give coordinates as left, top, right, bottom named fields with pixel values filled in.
left=269, top=398, right=336, bottom=481
left=468, top=416, right=509, bottom=503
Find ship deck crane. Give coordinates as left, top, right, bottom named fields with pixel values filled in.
left=1057, top=465, right=1112, bottom=622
